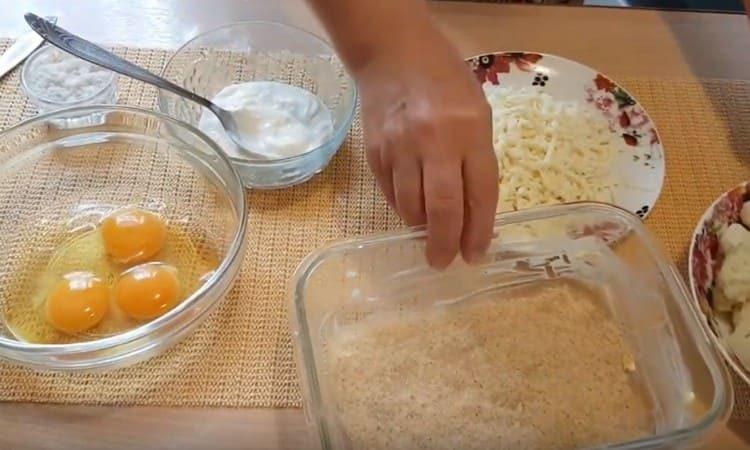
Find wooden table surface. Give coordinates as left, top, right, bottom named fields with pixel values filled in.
left=1, top=1, right=750, bottom=449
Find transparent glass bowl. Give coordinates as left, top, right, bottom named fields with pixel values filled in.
left=21, top=45, right=118, bottom=128
left=0, top=105, right=247, bottom=371
left=157, top=21, right=357, bottom=189
left=290, top=203, right=732, bottom=450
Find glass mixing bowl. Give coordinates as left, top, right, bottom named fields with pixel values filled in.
left=291, top=203, right=732, bottom=450
left=157, top=21, right=357, bottom=189
left=0, top=105, right=247, bottom=371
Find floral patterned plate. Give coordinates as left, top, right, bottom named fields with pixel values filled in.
left=466, top=52, right=665, bottom=220
left=689, top=181, right=750, bottom=384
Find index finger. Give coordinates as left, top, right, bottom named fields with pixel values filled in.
left=423, top=160, right=464, bottom=269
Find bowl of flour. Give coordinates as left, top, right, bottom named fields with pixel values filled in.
left=21, top=45, right=118, bottom=127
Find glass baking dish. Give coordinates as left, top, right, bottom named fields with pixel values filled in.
left=289, top=202, right=732, bottom=450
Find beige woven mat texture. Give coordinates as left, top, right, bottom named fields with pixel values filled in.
left=1, top=41, right=750, bottom=418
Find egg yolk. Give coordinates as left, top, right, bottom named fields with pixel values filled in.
left=101, top=208, right=167, bottom=264
left=46, top=272, right=109, bottom=334
left=115, top=264, right=181, bottom=320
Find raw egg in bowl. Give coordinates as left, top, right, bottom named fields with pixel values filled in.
left=0, top=105, right=247, bottom=371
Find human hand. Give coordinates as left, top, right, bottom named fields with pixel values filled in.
left=356, top=31, right=499, bottom=268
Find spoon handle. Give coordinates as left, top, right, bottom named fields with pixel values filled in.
left=24, top=13, right=214, bottom=110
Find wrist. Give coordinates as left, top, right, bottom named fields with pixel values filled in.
left=345, top=17, right=440, bottom=78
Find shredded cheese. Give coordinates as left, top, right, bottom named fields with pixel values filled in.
left=485, top=86, right=619, bottom=213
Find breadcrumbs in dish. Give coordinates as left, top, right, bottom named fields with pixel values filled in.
left=327, top=280, right=653, bottom=450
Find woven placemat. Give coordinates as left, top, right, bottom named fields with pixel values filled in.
left=629, top=77, right=750, bottom=420
left=0, top=40, right=399, bottom=409
left=1, top=41, right=750, bottom=419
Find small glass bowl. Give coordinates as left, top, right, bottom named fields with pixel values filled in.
left=0, top=105, right=247, bottom=371
left=21, top=45, right=118, bottom=128
left=158, top=21, right=357, bottom=189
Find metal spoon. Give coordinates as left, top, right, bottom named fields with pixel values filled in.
left=24, top=13, right=265, bottom=159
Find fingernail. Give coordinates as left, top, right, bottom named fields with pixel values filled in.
left=465, top=244, right=490, bottom=265
left=465, top=251, right=483, bottom=265
left=427, top=251, right=454, bottom=271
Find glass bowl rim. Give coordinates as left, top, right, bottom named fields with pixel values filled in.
left=0, top=104, right=248, bottom=357
left=20, top=44, right=118, bottom=106
left=156, top=19, right=358, bottom=165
